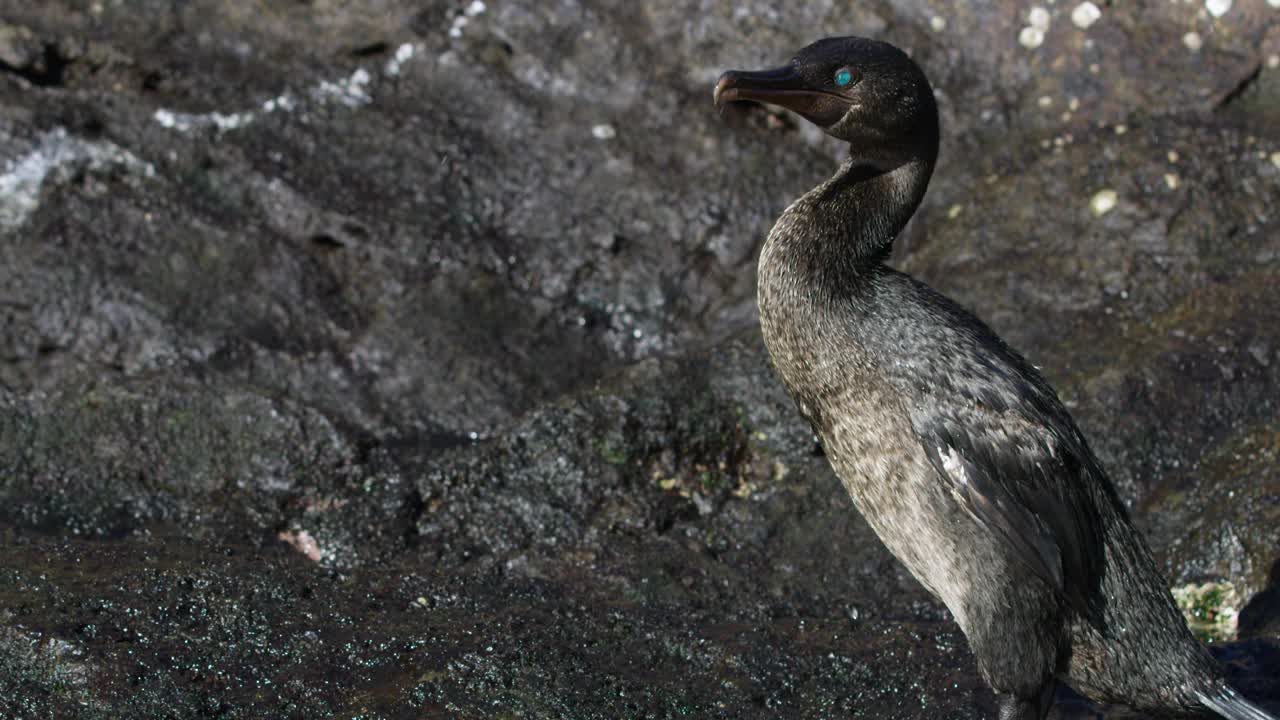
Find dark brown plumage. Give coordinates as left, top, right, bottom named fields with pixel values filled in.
left=715, top=36, right=1275, bottom=720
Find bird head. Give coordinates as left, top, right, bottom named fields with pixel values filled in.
left=714, top=37, right=938, bottom=168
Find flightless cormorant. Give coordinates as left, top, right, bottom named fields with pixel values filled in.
left=715, top=36, right=1275, bottom=720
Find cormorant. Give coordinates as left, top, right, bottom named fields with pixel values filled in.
left=714, top=36, right=1276, bottom=720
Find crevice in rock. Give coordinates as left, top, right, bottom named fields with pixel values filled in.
left=310, top=233, right=345, bottom=249
left=351, top=41, right=390, bottom=58
left=0, top=43, right=71, bottom=87
left=1214, top=62, right=1262, bottom=111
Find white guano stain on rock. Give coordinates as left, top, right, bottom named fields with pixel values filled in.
left=1089, top=189, right=1118, bottom=216
left=384, top=43, right=416, bottom=77
left=449, top=0, right=487, bottom=38
left=154, top=57, right=399, bottom=135
left=1071, top=2, right=1101, bottom=29
left=315, top=67, right=372, bottom=108
left=1019, top=26, right=1046, bottom=49
left=1205, top=0, right=1231, bottom=18
left=1028, top=7, right=1052, bottom=30
left=1019, top=7, right=1051, bottom=48
left=0, top=127, right=155, bottom=231
left=154, top=108, right=256, bottom=133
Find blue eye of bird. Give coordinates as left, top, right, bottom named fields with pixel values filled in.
left=835, top=68, right=853, bottom=87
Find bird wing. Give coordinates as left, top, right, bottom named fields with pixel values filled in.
left=912, top=397, right=1104, bottom=617
left=883, top=308, right=1107, bottom=618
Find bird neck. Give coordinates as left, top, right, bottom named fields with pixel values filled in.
left=765, top=153, right=934, bottom=295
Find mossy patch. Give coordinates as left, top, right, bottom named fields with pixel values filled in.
left=1171, top=581, right=1242, bottom=642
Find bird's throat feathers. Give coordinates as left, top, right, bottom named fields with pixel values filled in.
left=764, top=156, right=933, bottom=294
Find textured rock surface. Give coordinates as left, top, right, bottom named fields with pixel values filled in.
left=0, top=1, right=1277, bottom=717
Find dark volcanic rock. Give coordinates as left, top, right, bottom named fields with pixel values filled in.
left=0, top=0, right=1277, bottom=718
left=0, top=341, right=1003, bottom=719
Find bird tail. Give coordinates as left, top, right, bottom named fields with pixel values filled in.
left=1197, top=687, right=1278, bottom=720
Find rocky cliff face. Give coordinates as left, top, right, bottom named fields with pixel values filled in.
left=0, top=1, right=1276, bottom=717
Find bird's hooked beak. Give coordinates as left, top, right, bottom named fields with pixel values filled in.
left=714, top=65, right=851, bottom=127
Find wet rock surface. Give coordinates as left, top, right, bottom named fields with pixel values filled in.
left=0, top=1, right=1277, bottom=718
